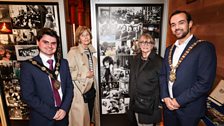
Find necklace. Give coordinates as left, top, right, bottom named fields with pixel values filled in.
left=28, top=58, right=61, bottom=89
left=168, top=40, right=203, bottom=83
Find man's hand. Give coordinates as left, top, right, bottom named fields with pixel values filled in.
left=163, top=97, right=179, bottom=110
left=53, top=109, right=66, bottom=120
left=172, top=98, right=180, bottom=108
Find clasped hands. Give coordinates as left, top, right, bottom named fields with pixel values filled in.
left=163, top=97, right=180, bottom=111
left=53, top=109, right=66, bottom=120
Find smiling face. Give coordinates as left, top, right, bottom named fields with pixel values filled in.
left=37, top=34, right=57, bottom=58
left=139, top=35, right=154, bottom=54
left=170, top=13, right=192, bottom=41
left=79, top=30, right=91, bottom=47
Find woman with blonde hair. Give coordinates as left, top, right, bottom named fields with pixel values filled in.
left=67, top=26, right=100, bottom=126
left=128, top=33, right=162, bottom=126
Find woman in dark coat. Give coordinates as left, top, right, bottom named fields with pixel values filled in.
left=128, top=33, right=162, bottom=126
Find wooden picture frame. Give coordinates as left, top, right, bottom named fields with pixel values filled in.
left=0, top=77, right=11, bottom=126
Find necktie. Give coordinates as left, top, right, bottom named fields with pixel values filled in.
left=47, top=59, right=61, bottom=107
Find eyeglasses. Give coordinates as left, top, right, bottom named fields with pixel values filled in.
left=139, top=41, right=154, bottom=46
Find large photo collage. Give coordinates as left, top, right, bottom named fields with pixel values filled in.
left=97, top=5, right=163, bottom=114
left=0, top=3, right=60, bottom=120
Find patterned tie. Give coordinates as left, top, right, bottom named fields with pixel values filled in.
left=47, top=59, right=61, bottom=107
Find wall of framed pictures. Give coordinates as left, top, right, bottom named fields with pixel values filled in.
left=91, top=0, right=168, bottom=125
left=0, top=0, right=67, bottom=123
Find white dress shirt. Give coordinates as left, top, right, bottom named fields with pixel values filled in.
left=168, top=35, right=193, bottom=98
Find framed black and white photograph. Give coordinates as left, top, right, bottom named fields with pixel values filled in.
left=93, top=2, right=166, bottom=115
left=15, top=45, right=38, bottom=61
left=0, top=0, right=68, bottom=121
left=91, top=0, right=168, bottom=120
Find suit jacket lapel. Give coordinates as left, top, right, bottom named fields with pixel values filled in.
left=171, top=36, right=198, bottom=65
left=180, top=36, right=198, bottom=58
left=33, top=55, right=57, bottom=95
left=59, top=60, right=65, bottom=93
left=33, top=55, right=43, bottom=64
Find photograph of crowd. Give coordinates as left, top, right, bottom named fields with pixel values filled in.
left=15, top=45, right=38, bottom=61
left=97, top=5, right=163, bottom=114
left=0, top=2, right=61, bottom=120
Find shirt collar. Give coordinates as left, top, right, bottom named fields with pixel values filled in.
left=174, top=34, right=193, bottom=48
left=78, top=44, right=96, bottom=54
left=39, top=52, right=55, bottom=63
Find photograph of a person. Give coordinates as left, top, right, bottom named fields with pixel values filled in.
left=97, top=4, right=163, bottom=115
left=9, top=5, right=58, bottom=29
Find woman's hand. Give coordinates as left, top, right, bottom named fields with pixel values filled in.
left=86, top=71, right=94, bottom=78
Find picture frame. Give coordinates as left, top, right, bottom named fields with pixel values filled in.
left=91, top=0, right=168, bottom=116
left=0, top=78, right=11, bottom=126
left=208, top=80, right=224, bottom=106
left=0, top=0, right=68, bottom=121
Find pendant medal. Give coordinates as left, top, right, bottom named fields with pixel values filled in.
left=168, top=40, right=202, bottom=83
left=54, top=80, right=61, bottom=90
left=169, top=70, right=176, bottom=82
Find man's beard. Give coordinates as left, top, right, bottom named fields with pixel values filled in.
left=174, top=28, right=190, bottom=39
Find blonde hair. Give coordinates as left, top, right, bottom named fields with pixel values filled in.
left=138, top=33, right=155, bottom=45
left=138, top=33, right=157, bottom=52
left=74, top=26, right=92, bottom=46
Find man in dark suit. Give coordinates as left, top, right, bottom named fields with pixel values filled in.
left=160, top=10, right=217, bottom=126
left=20, top=28, right=74, bottom=126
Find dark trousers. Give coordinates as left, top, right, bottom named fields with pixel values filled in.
left=163, top=109, right=200, bottom=126
left=88, top=94, right=95, bottom=120
left=54, top=116, right=68, bottom=126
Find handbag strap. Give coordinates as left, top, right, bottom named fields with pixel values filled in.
left=73, top=81, right=83, bottom=95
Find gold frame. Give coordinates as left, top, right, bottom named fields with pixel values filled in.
left=0, top=98, right=8, bottom=126
left=0, top=80, right=11, bottom=126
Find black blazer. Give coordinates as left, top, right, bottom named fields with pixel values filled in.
left=128, top=50, right=162, bottom=124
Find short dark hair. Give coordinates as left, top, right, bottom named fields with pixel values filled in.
left=36, top=28, right=61, bottom=58
left=103, top=56, right=114, bottom=66
left=169, top=10, right=192, bottom=24
left=36, top=28, right=59, bottom=43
